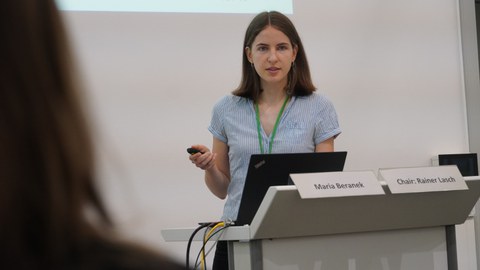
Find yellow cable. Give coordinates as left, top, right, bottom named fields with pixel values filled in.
left=207, top=222, right=225, bottom=239
left=201, top=222, right=225, bottom=270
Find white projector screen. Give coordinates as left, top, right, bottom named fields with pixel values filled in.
left=56, top=0, right=293, bottom=14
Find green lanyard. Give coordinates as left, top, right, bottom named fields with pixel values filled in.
left=254, top=96, right=289, bottom=154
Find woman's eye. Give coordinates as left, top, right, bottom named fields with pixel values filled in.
left=257, top=46, right=268, bottom=52
left=278, top=45, right=288, bottom=51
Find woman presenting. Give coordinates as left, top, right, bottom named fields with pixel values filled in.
left=189, top=11, right=341, bottom=269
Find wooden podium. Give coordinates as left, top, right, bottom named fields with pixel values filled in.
left=162, top=178, right=480, bottom=270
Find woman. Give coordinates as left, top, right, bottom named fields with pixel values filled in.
left=189, top=11, right=341, bottom=269
left=0, top=1, right=185, bottom=269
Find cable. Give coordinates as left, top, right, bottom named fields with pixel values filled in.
left=186, top=222, right=214, bottom=270
left=200, top=225, right=209, bottom=270
left=206, top=222, right=225, bottom=239
left=194, top=223, right=231, bottom=270
left=201, top=222, right=225, bottom=270
left=194, top=227, right=228, bottom=269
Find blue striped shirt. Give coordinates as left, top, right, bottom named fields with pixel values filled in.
left=208, top=93, right=341, bottom=221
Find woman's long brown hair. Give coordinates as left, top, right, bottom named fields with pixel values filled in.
left=232, top=11, right=316, bottom=102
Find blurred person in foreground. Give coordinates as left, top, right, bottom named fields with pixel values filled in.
left=0, top=1, right=186, bottom=269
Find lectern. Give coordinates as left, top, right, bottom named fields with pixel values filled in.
left=162, top=178, right=480, bottom=270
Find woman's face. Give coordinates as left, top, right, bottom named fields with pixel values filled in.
left=246, top=26, right=297, bottom=89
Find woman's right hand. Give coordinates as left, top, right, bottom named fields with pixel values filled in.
left=188, top=144, right=216, bottom=171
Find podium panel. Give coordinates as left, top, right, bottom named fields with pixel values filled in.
left=230, top=226, right=448, bottom=270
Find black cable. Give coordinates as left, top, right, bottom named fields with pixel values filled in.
left=202, top=224, right=209, bottom=270
left=195, top=226, right=218, bottom=270
left=186, top=222, right=214, bottom=270
left=193, top=224, right=231, bottom=270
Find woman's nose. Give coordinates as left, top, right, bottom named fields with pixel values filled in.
left=267, top=49, right=278, bottom=62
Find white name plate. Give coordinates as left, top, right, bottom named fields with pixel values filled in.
left=379, top=165, right=467, bottom=194
left=290, top=171, right=385, bottom=199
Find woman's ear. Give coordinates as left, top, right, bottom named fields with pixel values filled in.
left=245, top=46, right=253, bottom=63
left=292, top=44, right=298, bottom=62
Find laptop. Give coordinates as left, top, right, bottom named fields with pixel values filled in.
left=234, top=151, right=348, bottom=226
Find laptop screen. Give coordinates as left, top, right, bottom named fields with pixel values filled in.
left=234, top=151, right=347, bottom=226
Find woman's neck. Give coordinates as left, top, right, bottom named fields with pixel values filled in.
left=259, top=86, right=287, bottom=106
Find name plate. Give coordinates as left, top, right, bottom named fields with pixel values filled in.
left=379, top=165, right=468, bottom=194
left=290, top=171, right=384, bottom=199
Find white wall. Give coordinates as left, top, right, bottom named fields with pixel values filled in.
left=62, top=0, right=471, bottom=263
